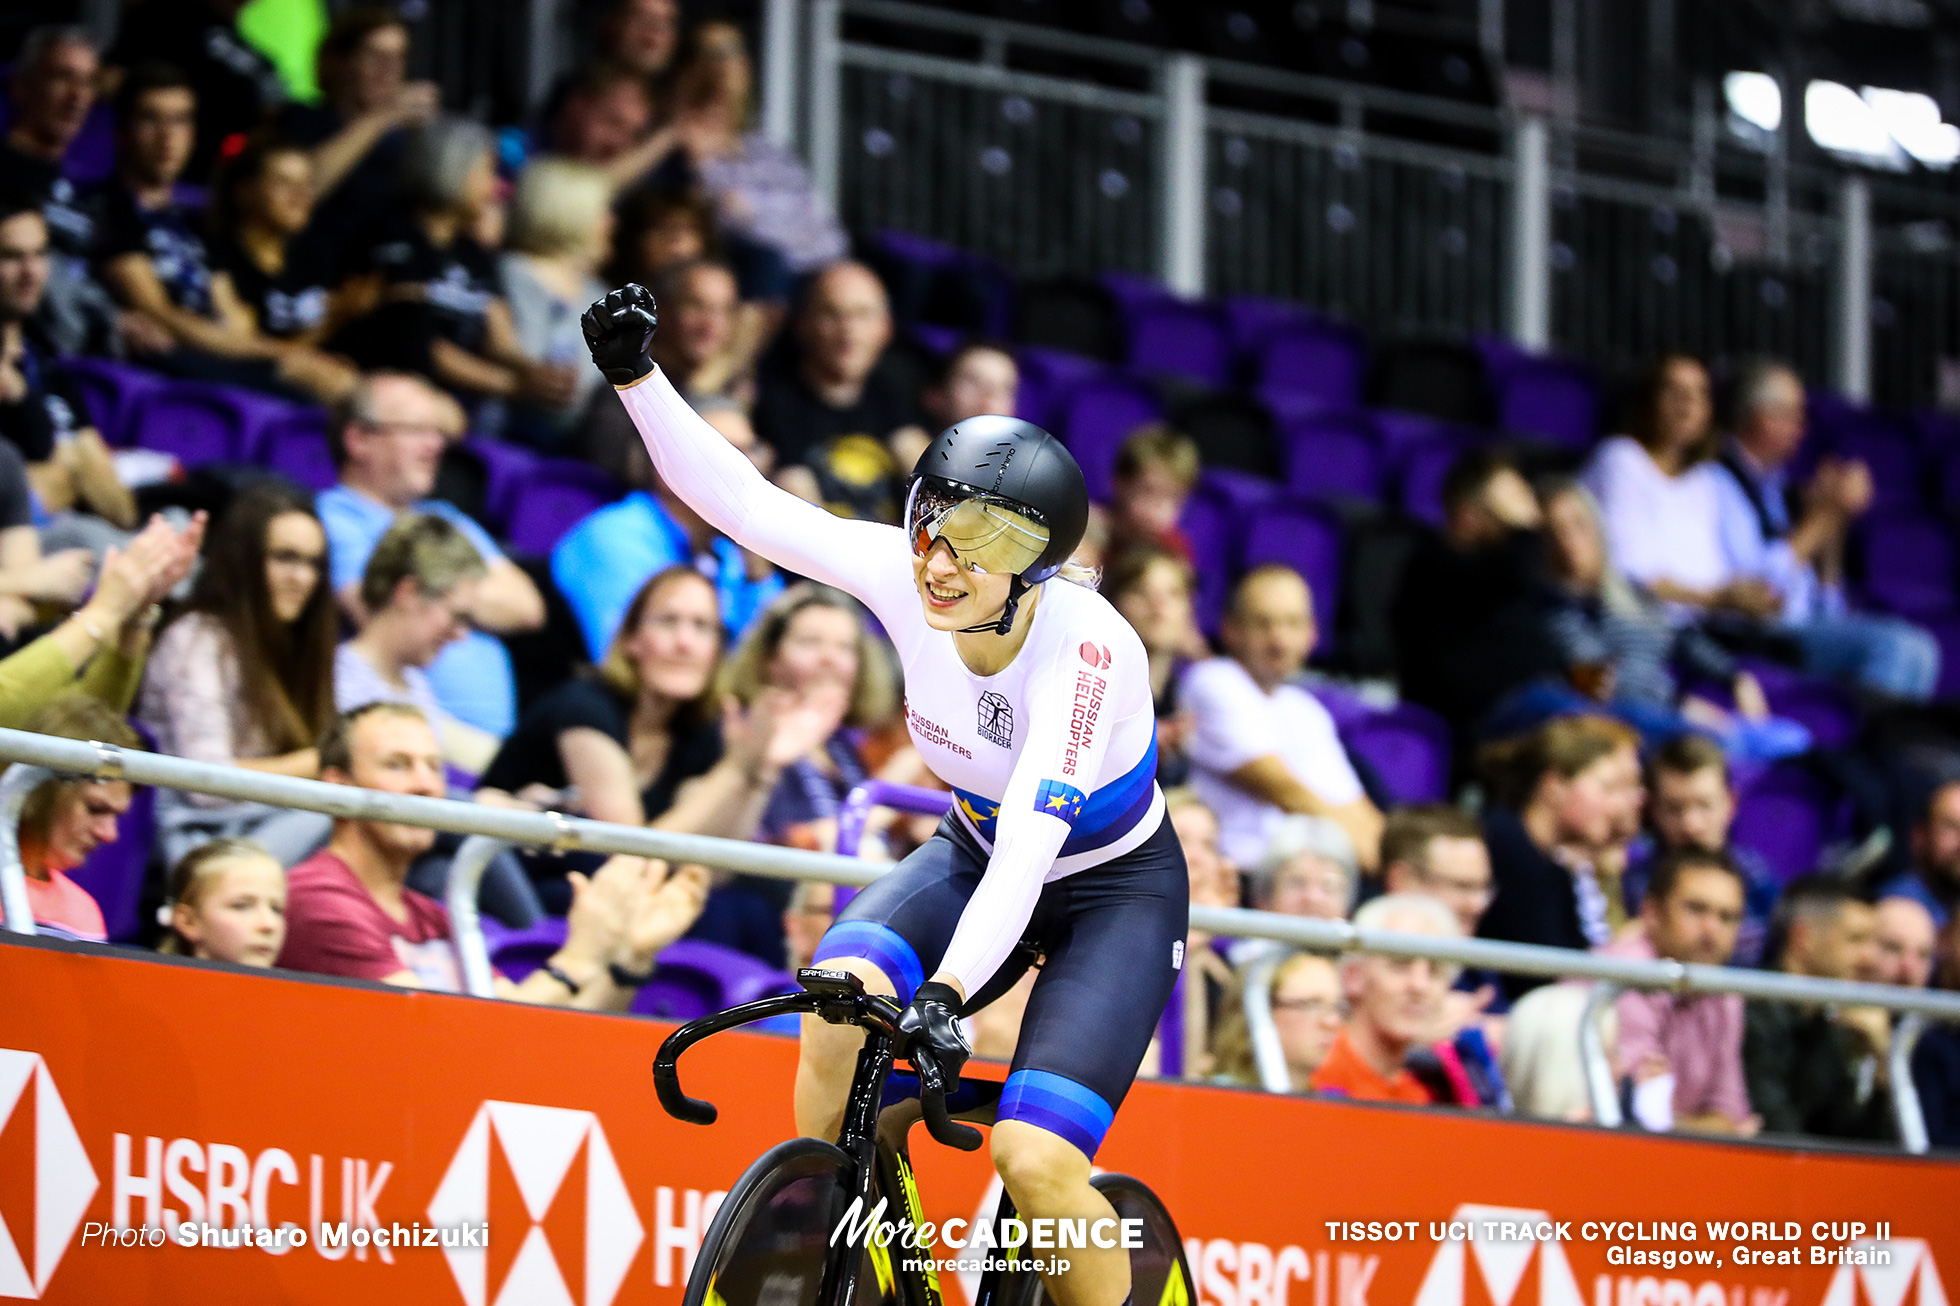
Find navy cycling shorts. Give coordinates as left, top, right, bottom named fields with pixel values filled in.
left=812, top=811, right=1189, bottom=1159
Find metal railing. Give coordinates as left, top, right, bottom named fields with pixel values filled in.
left=1, top=728, right=1956, bottom=1150
left=764, top=0, right=1960, bottom=407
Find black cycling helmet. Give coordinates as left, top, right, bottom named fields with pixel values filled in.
left=904, top=414, right=1089, bottom=635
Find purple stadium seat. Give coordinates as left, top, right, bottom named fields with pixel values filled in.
left=1924, top=616, right=1960, bottom=700
left=1396, top=434, right=1467, bottom=527
left=1241, top=498, right=1343, bottom=636
left=1731, top=763, right=1840, bottom=884
left=911, top=323, right=962, bottom=357
left=1222, top=296, right=1312, bottom=353
left=469, top=438, right=543, bottom=529
left=1180, top=488, right=1238, bottom=638
left=630, top=939, right=799, bottom=1020
left=1911, top=410, right=1960, bottom=450
left=260, top=410, right=337, bottom=491
left=1285, top=410, right=1386, bottom=502
left=1128, top=301, right=1231, bottom=388
left=1310, top=683, right=1374, bottom=730
left=1015, top=346, right=1103, bottom=429
left=1197, top=466, right=1284, bottom=512
left=1256, top=321, right=1367, bottom=409
left=1257, top=387, right=1333, bottom=428
left=1490, top=355, right=1598, bottom=449
left=1340, top=703, right=1452, bottom=804
left=1829, top=416, right=1922, bottom=510
left=1859, top=513, right=1956, bottom=618
left=1761, top=679, right=1860, bottom=751
left=484, top=917, right=569, bottom=982
left=56, top=358, right=169, bottom=446
left=1058, top=373, right=1163, bottom=502
left=503, top=460, right=620, bottom=557
left=68, top=779, right=155, bottom=943
left=129, top=383, right=298, bottom=467
left=1099, top=271, right=1171, bottom=316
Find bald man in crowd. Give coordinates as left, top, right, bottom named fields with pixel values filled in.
left=750, top=260, right=925, bottom=520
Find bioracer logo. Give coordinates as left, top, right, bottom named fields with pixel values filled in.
left=0, top=1049, right=99, bottom=1299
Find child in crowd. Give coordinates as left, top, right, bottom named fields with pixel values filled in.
left=159, top=838, right=287, bottom=967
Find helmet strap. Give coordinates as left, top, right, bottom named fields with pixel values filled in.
left=957, top=574, right=1029, bottom=637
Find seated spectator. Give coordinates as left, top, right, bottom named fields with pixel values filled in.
left=157, top=837, right=285, bottom=967
left=1183, top=564, right=1382, bottom=871
left=1606, top=849, right=1759, bottom=1135
left=1529, top=478, right=1807, bottom=761
left=1743, top=876, right=1893, bottom=1140
left=319, top=372, right=545, bottom=736
left=1380, top=804, right=1492, bottom=938
left=0, top=510, right=200, bottom=729
left=1877, top=778, right=1960, bottom=927
left=1870, top=895, right=1936, bottom=988
left=1628, top=734, right=1780, bottom=966
left=277, top=701, right=709, bottom=1008
left=661, top=21, right=849, bottom=276
left=104, top=0, right=284, bottom=180
left=1168, top=788, right=1242, bottom=1077
left=647, top=258, right=762, bottom=405
left=141, top=484, right=337, bottom=865
left=1251, top=814, right=1358, bottom=920
left=1107, top=424, right=1198, bottom=564
left=1477, top=715, right=1643, bottom=997
left=0, top=417, right=92, bottom=650
left=499, top=158, right=614, bottom=446
left=751, top=261, right=925, bottom=517
left=2, top=29, right=112, bottom=327
left=95, top=65, right=348, bottom=402
left=1209, top=951, right=1345, bottom=1091
left=207, top=134, right=356, bottom=401
left=13, top=694, right=143, bottom=941
left=694, top=584, right=912, bottom=963
left=782, top=878, right=834, bottom=972
left=1379, top=803, right=1502, bottom=1013
left=597, top=0, right=680, bottom=89
left=551, top=399, right=783, bottom=660
left=1915, top=914, right=1960, bottom=1145
left=333, top=115, right=579, bottom=420
left=0, top=194, right=138, bottom=544
left=1393, top=449, right=1565, bottom=747
left=1310, top=893, right=1461, bottom=1103
left=270, top=6, right=438, bottom=268
left=542, top=64, right=658, bottom=184
left=335, top=514, right=501, bottom=775
left=889, top=340, right=1023, bottom=473
left=1583, top=355, right=1765, bottom=621
left=1102, top=547, right=1205, bottom=785
left=1713, top=359, right=1938, bottom=700
left=476, top=566, right=795, bottom=911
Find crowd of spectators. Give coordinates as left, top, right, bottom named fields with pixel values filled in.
left=2, top=2, right=1959, bottom=1157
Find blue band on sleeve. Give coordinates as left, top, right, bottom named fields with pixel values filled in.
left=1032, top=779, right=1087, bottom=826
left=812, top=921, right=925, bottom=1005
left=997, top=1069, right=1117, bottom=1160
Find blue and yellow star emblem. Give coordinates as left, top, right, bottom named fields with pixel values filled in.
left=1032, top=780, right=1086, bottom=826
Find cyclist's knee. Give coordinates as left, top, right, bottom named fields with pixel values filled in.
left=991, top=1119, right=1090, bottom=1207
left=805, top=954, right=897, bottom=998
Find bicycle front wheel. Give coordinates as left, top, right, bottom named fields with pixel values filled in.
left=684, top=1138, right=900, bottom=1306
left=999, top=1173, right=1194, bottom=1306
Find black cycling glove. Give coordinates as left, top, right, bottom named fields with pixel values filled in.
left=898, top=981, right=972, bottom=1089
left=581, top=283, right=659, bottom=387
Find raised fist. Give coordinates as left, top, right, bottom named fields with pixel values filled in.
left=582, top=284, right=659, bottom=387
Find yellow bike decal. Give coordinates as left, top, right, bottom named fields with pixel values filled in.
left=897, top=1155, right=943, bottom=1304
left=869, top=1238, right=896, bottom=1297
left=706, top=1275, right=729, bottom=1306
left=1158, top=1261, right=1191, bottom=1306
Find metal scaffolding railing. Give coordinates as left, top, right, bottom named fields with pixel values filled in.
left=0, top=727, right=1954, bottom=1151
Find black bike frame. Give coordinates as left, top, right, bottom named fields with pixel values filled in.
left=653, top=971, right=1043, bottom=1306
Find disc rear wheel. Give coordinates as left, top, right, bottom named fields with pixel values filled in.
left=683, top=1138, right=899, bottom=1306
left=1000, top=1174, right=1192, bottom=1306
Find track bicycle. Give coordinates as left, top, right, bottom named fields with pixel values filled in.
left=654, top=967, right=1194, bottom=1306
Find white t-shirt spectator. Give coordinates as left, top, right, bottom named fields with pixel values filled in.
left=334, top=642, right=449, bottom=729
left=1180, top=657, right=1365, bottom=868
left=1582, top=436, right=1730, bottom=599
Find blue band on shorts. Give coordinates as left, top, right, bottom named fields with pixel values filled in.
left=998, top=1069, right=1116, bottom=1160
left=812, top=921, right=925, bottom=1005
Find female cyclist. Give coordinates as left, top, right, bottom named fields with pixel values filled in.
left=585, top=285, right=1184, bottom=1306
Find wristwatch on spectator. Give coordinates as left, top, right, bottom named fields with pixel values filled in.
left=609, top=960, right=656, bottom=988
